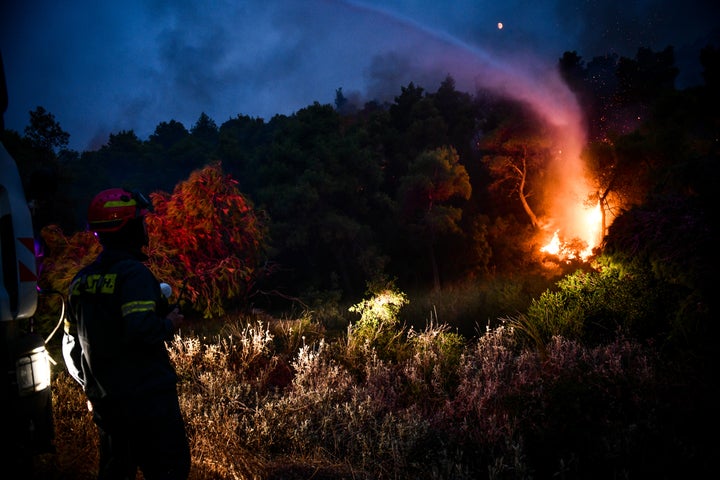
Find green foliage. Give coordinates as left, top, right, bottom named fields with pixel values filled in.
left=145, top=162, right=267, bottom=318
left=398, top=146, right=471, bottom=228
left=190, top=112, right=219, bottom=147
left=255, top=104, right=388, bottom=288
left=396, top=145, right=472, bottom=289
left=478, top=104, right=556, bottom=228
left=3, top=110, right=78, bottom=232
left=347, top=281, right=408, bottom=356
left=148, top=120, right=189, bottom=149
left=602, top=195, right=715, bottom=353
left=524, top=259, right=661, bottom=347
left=89, top=130, right=157, bottom=194
left=616, top=46, right=678, bottom=104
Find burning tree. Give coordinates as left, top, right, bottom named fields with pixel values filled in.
left=145, top=162, right=267, bottom=318
left=478, top=99, right=606, bottom=262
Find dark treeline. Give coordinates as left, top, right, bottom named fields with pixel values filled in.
left=3, top=44, right=718, bottom=312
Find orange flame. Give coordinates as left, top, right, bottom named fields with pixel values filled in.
left=540, top=230, right=561, bottom=255
left=579, top=201, right=602, bottom=258
left=540, top=201, right=602, bottom=261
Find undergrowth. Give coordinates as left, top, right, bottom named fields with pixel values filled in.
left=31, top=286, right=708, bottom=479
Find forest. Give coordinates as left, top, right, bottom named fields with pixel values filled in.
left=5, top=43, right=718, bottom=478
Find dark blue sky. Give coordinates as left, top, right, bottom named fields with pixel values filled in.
left=2, top=0, right=718, bottom=151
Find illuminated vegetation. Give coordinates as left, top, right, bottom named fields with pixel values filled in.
left=145, top=162, right=268, bottom=318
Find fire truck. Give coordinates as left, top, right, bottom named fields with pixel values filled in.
left=0, top=50, right=55, bottom=468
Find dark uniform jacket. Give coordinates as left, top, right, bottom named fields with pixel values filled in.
left=62, top=248, right=177, bottom=402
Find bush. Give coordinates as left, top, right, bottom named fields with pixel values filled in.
left=524, top=259, right=663, bottom=346
left=347, top=283, right=408, bottom=360
left=146, top=162, right=268, bottom=318
left=35, top=226, right=101, bottom=332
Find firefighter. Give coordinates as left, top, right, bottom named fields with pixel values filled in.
left=62, top=188, right=190, bottom=480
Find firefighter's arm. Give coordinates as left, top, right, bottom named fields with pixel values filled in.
left=121, top=266, right=181, bottom=344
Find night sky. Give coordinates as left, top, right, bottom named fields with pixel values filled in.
left=1, top=0, right=718, bottom=152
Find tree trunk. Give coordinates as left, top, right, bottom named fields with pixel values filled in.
left=517, top=155, right=540, bottom=229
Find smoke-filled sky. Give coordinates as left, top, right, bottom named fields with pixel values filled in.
left=1, top=0, right=718, bottom=152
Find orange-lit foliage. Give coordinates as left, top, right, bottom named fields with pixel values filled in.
left=36, top=226, right=102, bottom=328
left=38, top=226, right=102, bottom=291
left=145, top=162, right=267, bottom=318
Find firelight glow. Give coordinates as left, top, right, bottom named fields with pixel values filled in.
left=541, top=200, right=604, bottom=261
left=540, top=230, right=561, bottom=255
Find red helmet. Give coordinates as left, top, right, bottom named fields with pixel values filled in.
left=87, top=188, right=150, bottom=232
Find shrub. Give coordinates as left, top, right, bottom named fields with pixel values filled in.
left=405, top=322, right=465, bottom=402
left=347, top=282, right=408, bottom=360
left=444, top=326, right=660, bottom=478
left=524, top=260, right=662, bottom=345
left=35, top=226, right=101, bottom=332
left=145, top=162, right=268, bottom=318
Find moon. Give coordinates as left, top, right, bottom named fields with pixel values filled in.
left=497, top=22, right=503, bottom=30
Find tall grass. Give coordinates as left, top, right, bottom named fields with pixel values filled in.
left=401, top=275, right=549, bottom=337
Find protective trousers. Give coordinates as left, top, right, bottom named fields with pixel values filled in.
left=92, top=391, right=190, bottom=480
